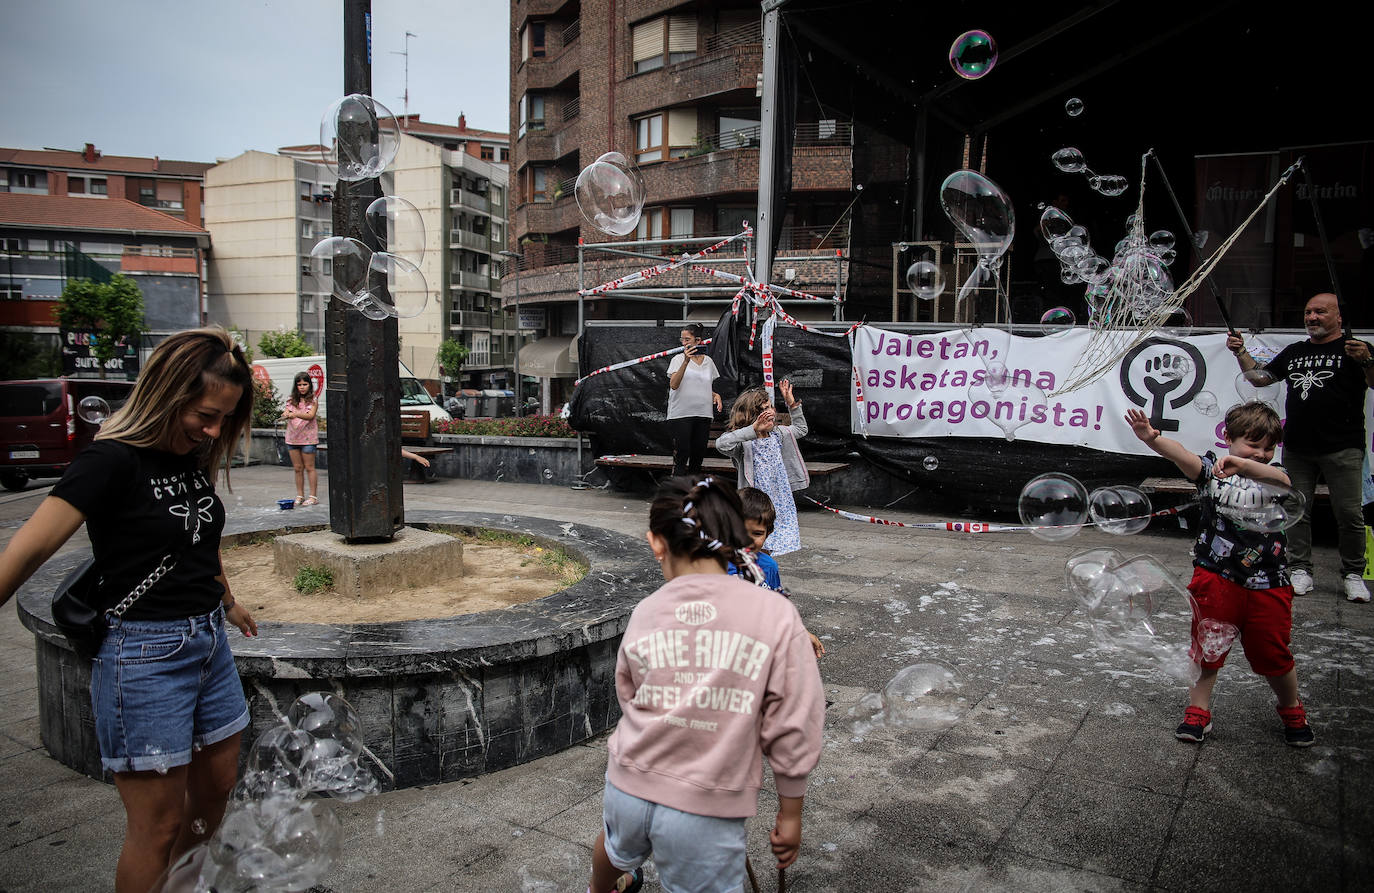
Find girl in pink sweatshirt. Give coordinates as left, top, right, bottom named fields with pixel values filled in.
left=589, top=476, right=826, bottom=893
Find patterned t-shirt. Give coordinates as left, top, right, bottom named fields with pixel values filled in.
left=1191, top=451, right=1289, bottom=589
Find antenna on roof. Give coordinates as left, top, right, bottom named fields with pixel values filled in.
left=391, top=31, right=418, bottom=123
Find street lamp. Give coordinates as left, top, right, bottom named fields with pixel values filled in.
left=498, top=250, right=523, bottom=414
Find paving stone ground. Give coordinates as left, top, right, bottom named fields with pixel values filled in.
left=1, top=467, right=1370, bottom=891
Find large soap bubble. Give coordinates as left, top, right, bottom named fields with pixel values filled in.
left=1195, top=618, right=1239, bottom=663
left=906, top=260, right=944, bottom=300
left=1019, top=472, right=1089, bottom=541
left=1089, top=174, right=1129, bottom=197
left=1192, top=390, right=1220, bottom=417
left=365, top=195, right=426, bottom=263
left=882, top=663, right=965, bottom=730
left=1065, top=547, right=1127, bottom=608
left=948, top=30, right=997, bottom=79
left=310, top=236, right=372, bottom=305
left=1213, top=477, right=1307, bottom=534
left=319, top=94, right=399, bottom=182
left=363, top=252, right=429, bottom=319
left=1088, top=486, right=1152, bottom=535
left=1072, top=553, right=1199, bottom=684
left=1234, top=368, right=1280, bottom=404
left=941, top=170, right=1015, bottom=263
left=1039, top=205, right=1074, bottom=241
left=78, top=395, right=111, bottom=424
left=1051, top=147, right=1087, bottom=173
left=575, top=152, right=646, bottom=236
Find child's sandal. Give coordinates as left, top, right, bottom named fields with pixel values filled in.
left=615, top=868, right=643, bottom=893
left=301, top=496, right=319, bottom=506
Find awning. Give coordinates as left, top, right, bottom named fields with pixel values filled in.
left=518, top=336, right=576, bottom=378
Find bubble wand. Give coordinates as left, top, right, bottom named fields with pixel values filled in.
left=1146, top=149, right=1237, bottom=336
left=1298, top=156, right=1353, bottom=341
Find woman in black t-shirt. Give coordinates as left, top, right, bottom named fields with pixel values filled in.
left=0, top=327, right=258, bottom=892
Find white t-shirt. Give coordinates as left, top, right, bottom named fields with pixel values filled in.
left=666, top=354, right=719, bottom=420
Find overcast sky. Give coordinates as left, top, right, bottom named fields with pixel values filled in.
left=0, top=0, right=511, bottom=163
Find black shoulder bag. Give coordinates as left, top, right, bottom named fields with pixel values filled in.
left=51, top=553, right=177, bottom=662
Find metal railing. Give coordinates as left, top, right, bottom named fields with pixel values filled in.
left=450, top=270, right=493, bottom=291
left=704, top=21, right=761, bottom=53
left=561, top=18, right=580, bottom=46
left=685, top=121, right=853, bottom=155
left=562, top=96, right=580, bottom=120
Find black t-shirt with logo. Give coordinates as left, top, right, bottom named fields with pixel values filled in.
left=1266, top=337, right=1371, bottom=453
left=51, top=440, right=225, bottom=620
left=1192, top=451, right=1289, bottom=590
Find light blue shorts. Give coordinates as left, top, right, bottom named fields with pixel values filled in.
left=602, top=779, right=747, bottom=893
left=90, top=605, right=249, bottom=774
left=287, top=443, right=317, bottom=454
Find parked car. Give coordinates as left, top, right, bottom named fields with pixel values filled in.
left=0, top=378, right=135, bottom=491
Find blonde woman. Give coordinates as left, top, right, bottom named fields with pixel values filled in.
left=0, top=327, right=258, bottom=892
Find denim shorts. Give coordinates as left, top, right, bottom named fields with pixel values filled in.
left=90, top=604, right=249, bottom=774
left=602, top=779, right=747, bottom=893
left=287, top=443, right=317, bottom=454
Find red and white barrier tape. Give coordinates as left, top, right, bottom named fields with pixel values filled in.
left=803, top=495, right=1192, bottom=533
left=573, top=339, right=712, bottom=387
left=579, top=230, right=749, bottom=297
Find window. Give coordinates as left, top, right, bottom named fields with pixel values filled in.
left=471, top=331, right=491, bottom=366
left=90, top=178, right=107, bottom=195
left=139, top=185, right=156, bottom=204
left=491, top=221, right=504, bottom=244
left=527, top=166, right=551, bottom=203
left=519, top=93, right=546, bottom=138
left=1, top=283, right=23, bottom=300
left=498, top=147, right=508, bottom=162
left=301, top=256, right=312, bottom=275
left=300, top=181, right=312, bottom=200
left=302, top=221, right=314, bottom=238
left=632, top=15, right=695, bottom=73
left=636, top=208, right=664, bottom=240
left=156, top=180, right=183, bottom=209
left=301, top=295, right=315, bottom=314
left=635, top=114, right=663, bottom=164
left=635, top=109, right=697, bottom=163
left=322, top=258, right=333, bottom=277
left=480, top=145, right=494, bottom=161
left=68, top=178, right=86, bottom=194
left=520, top=21, right=546, bottom=61
left=670, top=208, right=694, bottom=238
left=14, top=171, right=43, bottom=189
left=2, top=239, right=21, bottom=254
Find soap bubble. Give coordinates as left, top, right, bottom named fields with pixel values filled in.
left=354, top=293, right=392, bottom=321
left=1088, top=486, right=1152, bottom=535
left=319, top=93, right=399, bottom=181
left=1148, top=230, right=1176, bottom=252
left=1040, top=307, right=1076, bottom=330
left=1193, top=230, right=1210, bottom=250
left=1235, top=368, right=1280, bottom=404
left=1064, top=97, right=1085, bottom=117
left=1065, top=548, right=1127, bottom=608
left=543, top=468, right=553, bottom=479
left=1161, top=305, right=1193, bottom=337
left=78, top=395, right=110, bottom=424
left=922, top=455, right=939, bottom=471
left=574, top=152, right=646, bottom=236
left=364, top=252, right=429, bottom=318
left=882, top=663, right=965, bottom=730
left=287, top=692, right=364, bottom=760
left=948, top=30, right=997, bottom=80
left=1019, top=472, right=1089, bottom=541
left=1071, top=552, right=1198, bottom=684
left=1213, top=478, right=1307, bottom=534
left=1195, top=618, right=1240, bottom=663
left=365, top=195, right=426, bottom=263
left=940, top=169, right=1015, bottom=262
left=1039, top=205, right=1074, bottom=241
left=1051, top=147, right=1086, bottom=173
left=905, top=260, right=945, bottom=300
left=1089, top=174, right=1129, bottom=197
left=983, top=360, right=1009, bottom=394
left=311, top=236, right=372, bottom=304
left=1192, top=390, right=1219, bottom=417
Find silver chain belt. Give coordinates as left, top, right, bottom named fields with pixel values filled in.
left=106, top=553, right=177, bottom=618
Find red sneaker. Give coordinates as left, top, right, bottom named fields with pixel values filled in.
left=1175, top=706, right=1212, bottom=742
left=1277, top=703, right=1315, bottom=747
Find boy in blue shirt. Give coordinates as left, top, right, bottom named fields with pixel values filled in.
left=730, top=487, right=825, bottom=658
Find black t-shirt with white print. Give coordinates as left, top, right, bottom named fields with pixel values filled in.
left=1266, top=337, right=1371, bottom=453
left=1192, top=451, right=1289, bottom=590
left=51, top=440, right=226, bottom=620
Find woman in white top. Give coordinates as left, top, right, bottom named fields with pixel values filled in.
left=665, top=324, right=722, bottom=475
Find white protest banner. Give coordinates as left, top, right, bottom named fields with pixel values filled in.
left=851, top=326, right=1325, bottom=456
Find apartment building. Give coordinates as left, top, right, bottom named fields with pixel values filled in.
left=203, top=151, right=337, bottom=351
left=206, top=125, right=511, bottom=395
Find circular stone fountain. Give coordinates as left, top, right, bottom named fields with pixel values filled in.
left=16, top=511, right=658, bottom=788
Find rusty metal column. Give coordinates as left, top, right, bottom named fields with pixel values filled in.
left=327, top=0, right=403, bottom=541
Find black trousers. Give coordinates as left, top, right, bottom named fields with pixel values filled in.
left=668, top=416, right=711, bottom=476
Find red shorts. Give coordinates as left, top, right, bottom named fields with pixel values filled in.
left=1186, top=567, right=1294, bottom=677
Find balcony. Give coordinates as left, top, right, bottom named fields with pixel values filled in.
left=120, top=247, right=199, bottom=275
left=450, top=270, right=493, bottom=291
left=450, top=188, right=491, bottom=214
left=620, top=44, right=762, bottom=118
left=511, top=195, right=584, bottom=235
left=521, top=114, right=581, bottom=162
left=449, top=229, right=492, bottom=253
left=520, top=38, right=581, bottom=92
left=449, top=308, right=517, bottom=330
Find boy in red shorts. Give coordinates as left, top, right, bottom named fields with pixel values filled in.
left=1126, top=403, right=1314, bottom=747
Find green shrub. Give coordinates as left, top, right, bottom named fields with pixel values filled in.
left=251, top=378, right=282, bottom=427
left=258, top=329, right=313, bottom=358
left=293, top=566, right=333, bottom=595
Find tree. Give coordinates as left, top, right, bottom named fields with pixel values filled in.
left=258, top=329, right=313, bottom=358
left=438, top=338, right=470, bottom=383
left=55, top=274, right=145, bottom=378
left=251, top=377, right=283, bottom=428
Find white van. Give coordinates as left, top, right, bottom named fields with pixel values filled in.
left=251, top=355, right=452, bottom=423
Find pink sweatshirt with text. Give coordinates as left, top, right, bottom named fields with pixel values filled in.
left=606, top=573, right=825, bottom=818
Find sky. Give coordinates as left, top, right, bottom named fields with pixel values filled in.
left=0, top=0, right=511, bottom=163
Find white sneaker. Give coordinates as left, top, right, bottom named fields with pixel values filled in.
left=1343, top=574, right=1371, bottom=603
left=1290, top=568, right=1314, bottom=596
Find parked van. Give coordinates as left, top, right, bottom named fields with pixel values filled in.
left=249, top=356, right=451, bottom=424
left=0, top=378, right=135, bottom=491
